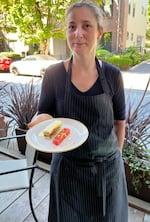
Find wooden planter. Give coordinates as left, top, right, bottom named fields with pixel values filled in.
left=15, top=128, right=52, bottom=164
left=124, top=163, right=150, bottom=203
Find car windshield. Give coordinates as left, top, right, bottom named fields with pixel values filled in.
left=37, top=55, right=56, bottom=60
left=23, top=55, right=56, bottom=61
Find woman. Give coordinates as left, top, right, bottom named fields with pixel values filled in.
left=28, top=1, right=128, bottom=221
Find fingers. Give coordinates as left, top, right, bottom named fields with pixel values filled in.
left=27, top=119, right=39, bottom=128
left=28, top=113, right=53, bottom=128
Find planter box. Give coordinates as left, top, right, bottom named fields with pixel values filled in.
left=16, top=128, right=52, bottom=164
left=124, top=163, right=150, bottom=203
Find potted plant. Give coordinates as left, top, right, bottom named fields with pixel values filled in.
left=123, top=77, right=150, bottom=202
left=0, top=79, right=52, bottom=164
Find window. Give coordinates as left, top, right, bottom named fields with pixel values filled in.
left=132, top=1, right=136, bottom=17
left=141, top=6, right=146, bottom=15
left=133, top=7, right=135, bottom=17
left=127, top=32, right=129, bottom=40
left=101, top=32, right=112, bottom=51
left=128, top=3, right=131, bottom=15
left=131, top=33, right=134, bottom=41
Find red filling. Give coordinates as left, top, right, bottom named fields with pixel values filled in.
left=52, top=128, right=70, bottom=145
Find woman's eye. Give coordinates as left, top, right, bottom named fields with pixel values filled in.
left=84, top=24, right=91, bottom=29
left=68, top=25, right=76, bottom=30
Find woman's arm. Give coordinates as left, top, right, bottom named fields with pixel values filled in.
left=114, top=120, right=126, bottom=153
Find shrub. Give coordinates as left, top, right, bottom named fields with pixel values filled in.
left=96, top=48, right=112, bottom=59
left=123, top=46, right=141, bottom=65
left=0, top=52, right=21, bottom=61
left=140, top=52, right=150, bottom=61
left=106, top=55, right=132, bottom=70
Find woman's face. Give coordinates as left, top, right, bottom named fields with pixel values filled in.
left=66, top=7, right=102, bottom=56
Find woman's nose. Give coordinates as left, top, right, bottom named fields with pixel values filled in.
left=74, top=27, right=83, bottom=37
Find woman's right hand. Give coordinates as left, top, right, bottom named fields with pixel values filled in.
left=28, top=113, right=53, bottom=128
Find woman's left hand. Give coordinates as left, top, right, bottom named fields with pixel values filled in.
left=28, top=113, right=53, bottom=128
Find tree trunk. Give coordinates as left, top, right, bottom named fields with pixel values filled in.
left=40, top=39, right=50, bottom=55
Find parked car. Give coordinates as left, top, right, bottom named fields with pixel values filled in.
left=0, top=55, right=13, bottom=71
left=9, top=54, right=60, bottom=77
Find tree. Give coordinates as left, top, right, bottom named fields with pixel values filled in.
left=0, top=0, right=103, bottom=54
left=146, top=0, right=150, bottom=40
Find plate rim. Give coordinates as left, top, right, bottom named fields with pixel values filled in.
left=25, top=117, right=89, bottom=153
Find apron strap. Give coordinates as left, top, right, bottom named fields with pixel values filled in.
left=67, top=56, right=111, bottom=95
left=95, top=58, right=111, bottom=95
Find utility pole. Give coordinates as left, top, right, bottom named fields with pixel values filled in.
left=116, top=0, right=121, bottom=53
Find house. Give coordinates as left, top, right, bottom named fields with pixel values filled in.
left=101, top=0, right=148, bottom=53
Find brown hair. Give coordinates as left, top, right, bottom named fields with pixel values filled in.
left=66, top=0, right=103, bottom=30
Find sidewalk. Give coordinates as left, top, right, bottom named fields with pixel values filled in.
left=122, top=72, right=150, bottom=91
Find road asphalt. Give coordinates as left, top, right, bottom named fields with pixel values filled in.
left=122, top=60, right=150, bottom=91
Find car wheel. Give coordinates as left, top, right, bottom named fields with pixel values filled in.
left=11, top=67, right=19, bottom=76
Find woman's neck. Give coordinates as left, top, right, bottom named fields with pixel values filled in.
left=72, top=55, right=96, bottom=75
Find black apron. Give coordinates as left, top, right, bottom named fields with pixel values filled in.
left=48, top=58, right=128, bottom=222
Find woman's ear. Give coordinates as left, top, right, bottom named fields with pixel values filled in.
left=97, top=28, right=103, bottom=40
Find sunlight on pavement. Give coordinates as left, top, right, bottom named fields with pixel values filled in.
left=0, top=73, right=41, bottom=84
left=122, top=73, right=150, bottom=91
left=1, top=72, right=150, bottom=91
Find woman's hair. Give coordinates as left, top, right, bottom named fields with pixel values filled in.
left=66, top=0, right=103, bottom=30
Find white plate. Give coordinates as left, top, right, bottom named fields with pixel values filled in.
left=25, top=118, right=89, bottom=153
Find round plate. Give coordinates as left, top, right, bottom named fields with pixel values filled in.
left=25, top=118, right=89, bottom=153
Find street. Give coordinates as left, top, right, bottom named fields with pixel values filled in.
left=0, top=61, right=150, bottom=87
left=0, top=72, right=41, bottom=84
left=128, top=60, right=150, bottom=74
left=122, top=61, right=150, bottom=113
left=0, top=60, right=150, bottom=112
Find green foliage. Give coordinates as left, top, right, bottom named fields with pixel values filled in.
left=146, top=29, right=150, bottom=40
left=0, top=0, right=103, bottom=54
left=140, top=52, right=150, bottom=61
left=106, top=55, right=132, bottom=70
left=96, top=48, right=111, bottom=59
left=0, top=0, right=17, bottom=32
left=123, top=46, right=141, bottom=65
left=123, top=146, right=150, bottom=193
left=145, top=42, right=150, bottom=48
left=96, top=45, right=150, bottom=70
left=146, top=0, right=150, bottom=40
left=0, top=52, right=21, bottom=61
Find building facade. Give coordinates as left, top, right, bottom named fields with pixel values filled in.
left=126, top=0, right=148, bottom=51
left=102, top=0, right=148, bottom=53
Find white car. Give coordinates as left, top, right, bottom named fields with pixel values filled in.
left=9, top=54, right=60, bottom=77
